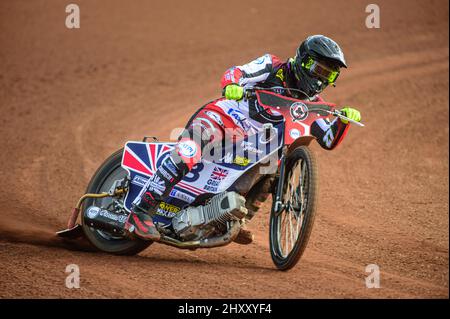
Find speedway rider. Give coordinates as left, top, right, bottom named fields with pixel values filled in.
left=124, top=35, right=362, bottom=244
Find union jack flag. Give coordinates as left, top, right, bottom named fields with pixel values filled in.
left=210, top=167, right=229, bottom=180
left=122, top=142, right=174, bottom=176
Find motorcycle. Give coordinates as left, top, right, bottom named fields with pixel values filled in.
left=57, top=87, right=363, bottom=270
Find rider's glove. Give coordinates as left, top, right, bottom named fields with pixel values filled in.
left=224, top=84, right=244, bottom=101
left=340, top=107, right=361, bottom=124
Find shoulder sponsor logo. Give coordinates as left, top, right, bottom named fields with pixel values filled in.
left=178, top=140, right=198, bottom=158
left=254, top=56, right=266, bottom=64
left=290, top=102, right=309, bottom=122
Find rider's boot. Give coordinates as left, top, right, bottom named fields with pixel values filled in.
left=234, top=224, right=254, bottom=245
left=124, top=190, right=161, bottom=241
left=125, top=155, right=187, bottom=241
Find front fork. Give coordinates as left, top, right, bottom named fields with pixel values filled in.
left=273, top=145, right=288, bottom=216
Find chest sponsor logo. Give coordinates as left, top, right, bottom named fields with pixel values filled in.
left=226, top=108, right=251, bottom=131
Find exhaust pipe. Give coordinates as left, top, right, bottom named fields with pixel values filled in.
left=83, top=206, right=127, bottom=235
left=159, top=221, right=241, bottom=249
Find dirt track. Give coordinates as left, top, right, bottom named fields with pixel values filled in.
left=0, top=0, right=448, bottom=298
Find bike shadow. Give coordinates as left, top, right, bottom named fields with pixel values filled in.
left=129, top=248, right=277, bottom=272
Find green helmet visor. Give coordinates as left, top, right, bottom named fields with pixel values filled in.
left=302, top=57, right=340, bottom=84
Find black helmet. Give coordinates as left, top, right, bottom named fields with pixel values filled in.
left=289, top=35, right=347, bottom=98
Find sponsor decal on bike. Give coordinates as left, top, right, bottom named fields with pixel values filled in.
left=86, top=206, right=100, bottom=219
left=164, top=158, right=179, bottom=176
left=157, top=202, right=181, bottom=218
left=131, top=175, right=149, bottom=187
left=158, top=166, right=174, bottom=181
left=99, top=210, right=127, bottom=223
left=204, top=167, right=229, bottom=192
left=241, top=140, right=263, bottom=154
left=290, top=102, right=309, bottom=122
left=205, top=111, right=224, bottom=127
left=148, top=175, right=166, bottom=196
left=289, top=128, right=301, bottom=139
left=170, top=189, right=195, bottom=203
left=323, top=129, right=335, bottom=148
left=178, top=140, right=198, bottom=158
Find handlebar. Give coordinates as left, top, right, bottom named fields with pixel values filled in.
left=327, top=109, right=365, bottom=127
left=243, top=86, right=365, bottom=127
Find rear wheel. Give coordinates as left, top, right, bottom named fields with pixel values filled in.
left=81, top=149, right=152, bottom=255
left=269, top=146, right=318, bottom=270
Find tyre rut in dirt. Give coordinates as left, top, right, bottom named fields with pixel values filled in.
left=269, top=146, right=318, bottom=270
left=81, top=148, right=152, bottom=255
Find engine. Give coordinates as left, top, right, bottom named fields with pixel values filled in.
left=171, top=191, right=248, bottom=240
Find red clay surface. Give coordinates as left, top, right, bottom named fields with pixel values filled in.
left=0, top=0, right=448, bottom=298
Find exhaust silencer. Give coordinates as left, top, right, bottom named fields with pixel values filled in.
left=83, top=206, right=127, bottom=235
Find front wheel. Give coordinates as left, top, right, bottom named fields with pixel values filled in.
left=81, top=148, right=152, bottom=255
left=269, top=146, right=318, bottom=270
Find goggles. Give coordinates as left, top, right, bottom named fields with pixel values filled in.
left=301, top=56, right=340, bottom=84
